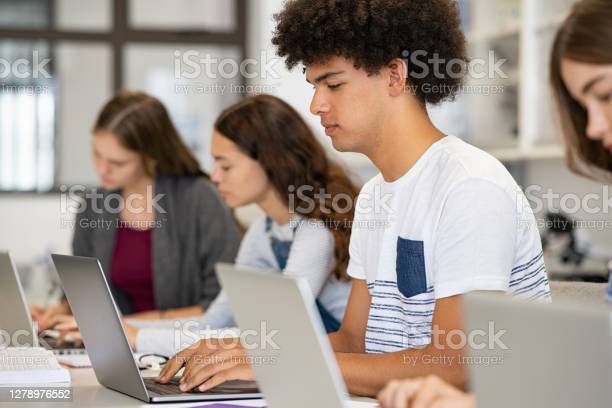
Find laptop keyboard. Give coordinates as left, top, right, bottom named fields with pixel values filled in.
left=143, top=377, right=259, bottom=396
left=39, top=332, right=85, bottom=351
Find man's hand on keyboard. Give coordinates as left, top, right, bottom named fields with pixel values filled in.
left=156, top=338, right=256, bottom=392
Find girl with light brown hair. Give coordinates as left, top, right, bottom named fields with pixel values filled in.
left=31, top=91, right=240, bottom=334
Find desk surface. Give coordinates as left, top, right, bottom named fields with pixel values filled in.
left=1, top=368, right=379, bottom=407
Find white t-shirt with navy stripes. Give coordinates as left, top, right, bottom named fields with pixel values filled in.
left=347, top=136, right=551, bottom=354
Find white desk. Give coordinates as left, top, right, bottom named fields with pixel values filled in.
left=1, top=368, right=379, bottom=407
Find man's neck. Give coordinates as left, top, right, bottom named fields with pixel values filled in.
left=368, top=103, right=444, bottom=182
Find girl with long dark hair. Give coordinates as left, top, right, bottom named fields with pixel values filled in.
left=133, top=94, right=359, bottom=356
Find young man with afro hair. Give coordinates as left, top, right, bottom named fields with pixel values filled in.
left=157, top=0, right=550, bottom=398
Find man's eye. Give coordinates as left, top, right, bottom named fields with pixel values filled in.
left=221, top=166, right=231, bottom=171
left=328, top=83, right=342, bottom=90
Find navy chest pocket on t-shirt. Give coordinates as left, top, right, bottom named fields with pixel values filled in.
left=396, top=237, right=428, bottom=298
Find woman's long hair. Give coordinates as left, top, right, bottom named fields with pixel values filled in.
left=93, top=91, right=206, bottom=178
left=550, top=0, right=612, bottom=181
left=214, top=94, right=359, bottom=280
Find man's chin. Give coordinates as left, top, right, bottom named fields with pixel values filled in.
left=330, top=135, right=355, bottom=153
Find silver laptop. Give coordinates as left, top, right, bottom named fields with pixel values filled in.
left=0, top=251, right=36, bottom=347
left=216, top=263, right=352, bottom=408
left=51, top=254, right=261, bottom=403
left=465, top=293, right=612, bottom=408
left=0, top=251, right=85, bottom=353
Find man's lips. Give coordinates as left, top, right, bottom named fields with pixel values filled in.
left=323, top=124, right=338, bottom=136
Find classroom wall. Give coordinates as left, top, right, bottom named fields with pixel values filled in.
left=0, top=195, right=73, bottom=266
left=0, top=0, right=306, bottom=267
left=525, top=159, right=612, bottom=258
left=2, top=0, right=610, bottom=269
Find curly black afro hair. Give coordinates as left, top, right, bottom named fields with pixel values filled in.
left=272, top=0, right=468, bottom=105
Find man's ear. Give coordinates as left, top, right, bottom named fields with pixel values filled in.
left=387, top=58, right=408, bottom=97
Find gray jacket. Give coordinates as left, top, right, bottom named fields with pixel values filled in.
left=72, top=176, right=240, bottom=314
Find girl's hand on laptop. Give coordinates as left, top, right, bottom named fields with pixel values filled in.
left=52, top=315, right=78, bottom=331
left=38, top=313, right=76, bottom=332
left=57, top=328, right=83, bottom=347
left=121, top=320, right=139, bottom=350
left=157, top=338, right=256, bottom=392
left=377, top=375, right=475, bottom=408
left=51, top=315, right=83, bottom=346
left=126, top=305, right=204, bottom=321
left=29, top=304, right=45, bottom=321
left=31, top=302, right=71, bottom=331
left=124, top=310, right=163, bottom=320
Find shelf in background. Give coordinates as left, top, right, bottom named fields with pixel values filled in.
left=486, top=144, right=564, bottom=162
left=467, top=21, right=521, bottom=44
left=535, top=13, right=568, bottom=33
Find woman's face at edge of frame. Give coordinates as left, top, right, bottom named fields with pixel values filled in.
left=561, top=59, right=612, bottom=154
